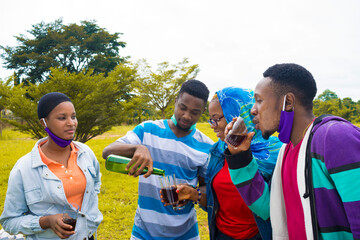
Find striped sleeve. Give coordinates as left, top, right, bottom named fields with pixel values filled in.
left=225, top=149, right=270, bottom=220
left=116, top=123, right=144, bottom=144
left=312, top=121, right=360, bottom=239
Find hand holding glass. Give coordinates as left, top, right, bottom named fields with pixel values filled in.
left=159, top=175, right=178, bottom=203
left=62, top=203, right=79, bottom=230
left=225, top=117, right=248, bottom=148
left=159, top=175, right=190, bottom=210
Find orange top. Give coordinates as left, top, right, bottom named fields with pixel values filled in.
left=38, top=141, right=86, bottom=209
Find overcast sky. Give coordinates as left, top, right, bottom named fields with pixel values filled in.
left=1, top=0, right=359, bottom=101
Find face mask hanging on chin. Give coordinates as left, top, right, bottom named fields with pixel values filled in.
left=171, top=114, right=196, bottom=131
left=277, top=95, right=294, bottom=144
left=42, top=119, right=72, bottom=148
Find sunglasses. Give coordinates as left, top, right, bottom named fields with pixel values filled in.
left=208, top=115, right=225, bottom=127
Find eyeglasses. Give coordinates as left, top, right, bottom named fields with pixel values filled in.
left=208, top=115, right=224, bottom=127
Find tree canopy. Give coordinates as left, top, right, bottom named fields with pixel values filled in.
left=0, top=19, right=126, bottom=84
left=315, top=89, right=339, bottom=101
left=0, top=64, right=137, bottom=142
left=133, top=58, right=200, bottom=119
left=313, top=89, right=360, bottom=122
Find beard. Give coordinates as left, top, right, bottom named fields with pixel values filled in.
left=262, top=131, right=272, bottom=140
left=262, top=126, right=278, bottom=140
left=175, top=123, right=191, bottom=132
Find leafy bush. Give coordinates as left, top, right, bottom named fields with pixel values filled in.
left=0, top=65, right=137, bottom=143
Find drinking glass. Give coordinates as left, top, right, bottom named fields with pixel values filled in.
left=159, top=174, right=179, bottom=210
left=62, top=203, right=79, bottom=230
left=225, top=116, right=248, bottom=148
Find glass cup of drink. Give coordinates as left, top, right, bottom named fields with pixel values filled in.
left=159, top=174, right=180, bottom=210
left=62, top=203, right=79, bottom=231
left=225, top=116, right=248, bottom=148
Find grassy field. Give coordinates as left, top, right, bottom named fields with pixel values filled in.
left=0, top=123, right=217, bottom=240
left=3, top=122, right=358, bottom=239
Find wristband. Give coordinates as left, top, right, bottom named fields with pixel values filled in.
left=194, top=187, right=201, bottom=204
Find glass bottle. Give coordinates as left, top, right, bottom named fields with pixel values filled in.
left=225, top=116, right=248, bottom=148
left=105, top=154, right=165, bottom=176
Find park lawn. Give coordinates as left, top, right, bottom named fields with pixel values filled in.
left=0, top=123, right=217, bottom=240
left=2, top=122, right=359, bottom=239
left=1, top=122, right=359, bottom=239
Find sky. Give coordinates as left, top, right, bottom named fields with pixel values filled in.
left=1, top=0, right=359, bottom=101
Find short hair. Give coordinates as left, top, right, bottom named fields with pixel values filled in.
left=178, top=79, right=210, bottom=104
left=37, top=92, right=72, bottom=119
left=263, top=63, right=317, bottom=110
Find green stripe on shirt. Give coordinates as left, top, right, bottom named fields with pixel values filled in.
left=228, top=158, right=258, bottom=185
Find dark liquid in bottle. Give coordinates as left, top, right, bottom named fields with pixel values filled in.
left=160, top=186, right=178, bottom=204
left=63, top=218, right=77, bottom=229
left=226, top=134, right=246, bottom=147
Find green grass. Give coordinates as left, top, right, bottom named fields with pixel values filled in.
left=0, top=123, right=217, bottom=239
left=3, top=121, right=356, bottom=239
left=0, top=127, right=33, bottom=140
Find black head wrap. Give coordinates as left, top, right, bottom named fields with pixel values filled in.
left=37, top=92, right=72, bottom=119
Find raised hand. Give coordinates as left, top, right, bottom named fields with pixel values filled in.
left=225, top=117, right=255, bottom=154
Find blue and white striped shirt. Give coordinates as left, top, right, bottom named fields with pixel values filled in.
left=117, top=119, right=213, bottom=239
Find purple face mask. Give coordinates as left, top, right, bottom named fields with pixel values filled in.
left=278, top=95, right=294, bottom=144
left=42, top=119, right=72, bottom=148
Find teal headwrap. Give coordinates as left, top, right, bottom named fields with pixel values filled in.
left=215, top=87, right=283, bottom=178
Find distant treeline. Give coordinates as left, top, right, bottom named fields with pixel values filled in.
left=0, top=19, right=358, bottom=142
left=313, top=89, right=360, bottom=123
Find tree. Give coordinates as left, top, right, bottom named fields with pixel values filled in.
left=316, top=89, right=339, bottom=101
left=1, top=19, right=126, bottom=84
left=122, top=95, right=152, bottom=124
left=134, top=58, right=200, bottom=119
left=0, top=64, right=137, bottom=142
left=312, top=89, right=360, bottom=123
left=313, top=90, right=358, bottom=122
left=355, top=100, right=360, bottom=122
left=342, top=97, right=355, bottom=110
left=0, top=103, right=4, bottom=138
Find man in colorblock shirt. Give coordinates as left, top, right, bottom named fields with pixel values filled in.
left=225, top=63, right=360, bottom=239
left=103, top=79, right=214, bottom=239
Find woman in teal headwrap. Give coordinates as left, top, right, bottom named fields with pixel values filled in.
left=216, top=87, right=282, bottom=181
left=176, top=87, right=282, bottom=240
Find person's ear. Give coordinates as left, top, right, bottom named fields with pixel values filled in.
left=284, top=93, right=295, bottom=111
left=39, top=118, right=47, bottom=128
left=175, top=96, right=179, bottom=104
left=202, top=103, right=207, bottom=114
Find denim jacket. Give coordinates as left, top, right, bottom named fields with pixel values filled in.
left=205, top=141, right=272, bottom=240
left=0, top=138, right=103, bottom=240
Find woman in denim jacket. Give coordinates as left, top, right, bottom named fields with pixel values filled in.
left=176, top=87, right=282, bottom=240
left=0, top=92, right=102, bottom=240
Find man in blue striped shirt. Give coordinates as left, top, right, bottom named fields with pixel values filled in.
left=103, top=79, right=214, bottom=239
